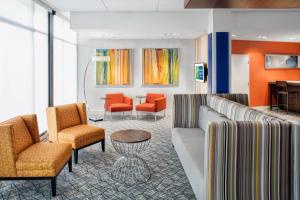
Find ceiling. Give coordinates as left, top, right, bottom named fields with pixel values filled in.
left=41, top=0, right=186, bottom=12
left=41, top=0, right=300, bottom=42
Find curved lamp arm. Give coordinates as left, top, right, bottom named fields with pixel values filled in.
left=83, top=57, right=93, bottom=106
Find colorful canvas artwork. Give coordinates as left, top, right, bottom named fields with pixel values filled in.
left=265, top=54, right=300, bottom=69
left=143, top=48, right=179, bottom=85
left=96, top=49, right=133, bottom=85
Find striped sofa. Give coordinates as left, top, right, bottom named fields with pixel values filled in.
left=172, top=94, right=300, bottom=200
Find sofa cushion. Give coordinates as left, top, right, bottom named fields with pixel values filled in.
left=198, top=105, right=229, bottom=132
left=172, top=128, right=206, bottom=200
left=16, top=142, right=71, bottom=177
left=108, top=103, right=133, bottom=112
left=58, top=124, right=105, bottom=149
left=136, top=103, right=155, bottom=112
left=1, top=117, right=33, bottom=155
left=56, top=104, right=81, bottom=129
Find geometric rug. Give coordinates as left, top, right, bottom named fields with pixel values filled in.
left=0, top=114, right=196, bottom=199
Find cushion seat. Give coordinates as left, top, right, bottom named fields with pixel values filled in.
left=136, top=103, right=155, bottom=112
left=107, top=103, right=133, bottom=112
left=58, top=124, right=105, bottom=149
left=16, top=142, right=72, bottom=177
left=172, top=128, right=206, bottom=200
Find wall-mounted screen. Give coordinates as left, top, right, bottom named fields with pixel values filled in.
left=142, top=48, right=179, bottom=86
left=265, top=54, right=300, bottom=69
left=195, top=63, right=207, bottom=82
left=96, top=49, right=133, bottom=86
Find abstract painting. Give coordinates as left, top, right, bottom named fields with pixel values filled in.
left=96, top=49, right=133, bottom=86
left=265, top=54, right=300, bottom=69
left=143, top=48, right=179, bottom=85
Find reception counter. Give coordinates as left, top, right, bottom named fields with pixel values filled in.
left=269, top=81, right=300, bottom=112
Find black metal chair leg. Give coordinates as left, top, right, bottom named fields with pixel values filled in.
left=51, top=178, right=56, bottom=197
left=287, top=94, right=289, bottom=114
left=74, top=149, right=78, bottom=164
left=101, top=140, right=105, bottom=152
left=68, top=157, right=72, bottom=172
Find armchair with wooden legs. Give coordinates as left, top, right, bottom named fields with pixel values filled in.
left=46, top=103, right=105, bottom=164
left=0, top=114, right=72, bottom=197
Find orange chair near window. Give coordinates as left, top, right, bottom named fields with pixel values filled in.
left=136, top=93, right=166, bottom=121
left=104, top=93, right=133, bottom=119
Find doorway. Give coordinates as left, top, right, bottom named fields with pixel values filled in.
left=231, top=54, right=250, bottom=95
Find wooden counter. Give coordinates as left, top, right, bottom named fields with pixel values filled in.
left=269, top=81, right=300, bottom=112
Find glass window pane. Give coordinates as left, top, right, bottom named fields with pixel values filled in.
left=34, top=32, right=48, bottom=132
left=0, top=22, right=34, bottom=121
left=34, top=3, right=48, bottom=34
left=54, top=16, right=64, bottom=39
left=0, top=0, right=33, bottom=27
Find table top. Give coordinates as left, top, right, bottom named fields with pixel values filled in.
left=136, top=95, right=146, bottom=98
left=111, top=129, right=151, bottom=143
left=269, top=81, right=300, bottom=85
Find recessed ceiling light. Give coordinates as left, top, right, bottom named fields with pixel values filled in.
left=288, top=37, right=300, bottom=40
left=231, top=34, right=238, bottom=37
left=164, top=33, right=182, bottom=37
left=257, top=35, right=268, bottom=39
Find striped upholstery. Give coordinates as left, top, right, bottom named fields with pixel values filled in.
left=173, top=94, right=297, bottom=200
left=216, top=93, right=249, bottom=106
left=173, top=94, right=207, bottom=128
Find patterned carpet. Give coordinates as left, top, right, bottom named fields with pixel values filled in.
left=0, top=113, right=196, bottom=200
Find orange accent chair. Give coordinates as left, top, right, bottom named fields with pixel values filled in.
left=136, top=93, right=166, bottom=121
left=46, top=103, right=105, bottom=164
left=104, top=93, right=133, bottom=119
left=0, top=114, right=72, bottom=197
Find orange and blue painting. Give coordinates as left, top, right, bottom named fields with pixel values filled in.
left=143, top=48, right=179, bottom=85
left=96, top=49, right=132, bottom=86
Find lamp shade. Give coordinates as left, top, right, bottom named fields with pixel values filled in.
left=92, top=55, right=111, bottom=62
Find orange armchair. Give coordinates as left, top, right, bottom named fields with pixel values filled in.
left=46, top=103, right=105, bottom=164
left=104, top=93, right=133, bottom=119
left=136, top=93, right=166, bottom=121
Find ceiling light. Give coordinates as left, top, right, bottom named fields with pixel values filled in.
left=257, top=35, right=268, bottom=39
left=231, top=34, right=237, bottom=37
left=164, top=33, right=182, bottom=37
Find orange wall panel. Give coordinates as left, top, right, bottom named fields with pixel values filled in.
left=232, top=40, right=300, bottom=107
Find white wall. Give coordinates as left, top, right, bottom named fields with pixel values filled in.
left=78, top=39, right=195, bottom=113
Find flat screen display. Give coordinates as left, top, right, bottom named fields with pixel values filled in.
left=195, top=63, right=205, bottom=82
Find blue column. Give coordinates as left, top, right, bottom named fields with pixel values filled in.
left=208, top=33, right=213, bottom=94
left=216, top=32, right=229, bottom=93
left=207, top=32, right=230, bottom=94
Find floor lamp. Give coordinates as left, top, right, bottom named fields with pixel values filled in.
left=84, top=55, right=110, bottom=122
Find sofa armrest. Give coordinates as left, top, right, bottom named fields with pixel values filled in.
left=0, top=125, right=17, bottom=177
left=46, top=107, right=61, bottom=142
left=21, top=114, right=40, bottom=143
left=76, top=103, right=88, bottom=124
left=124, top=96, right=133, bottom=105
left=154, top=97, right=166, bottom=112
left=172, top=94, right=208, bottom=128
left=205, top=120, right=291, bottom=199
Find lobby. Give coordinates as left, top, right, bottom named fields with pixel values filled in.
left=0, top=0, right=300, bottom=199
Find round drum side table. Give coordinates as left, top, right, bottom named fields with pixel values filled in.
left=111, top=129, right=151, bottom=185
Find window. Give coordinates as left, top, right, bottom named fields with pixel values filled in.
left=53, top=16, right=77, bottom=105
left=0, top=0, right=49, bottom=133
